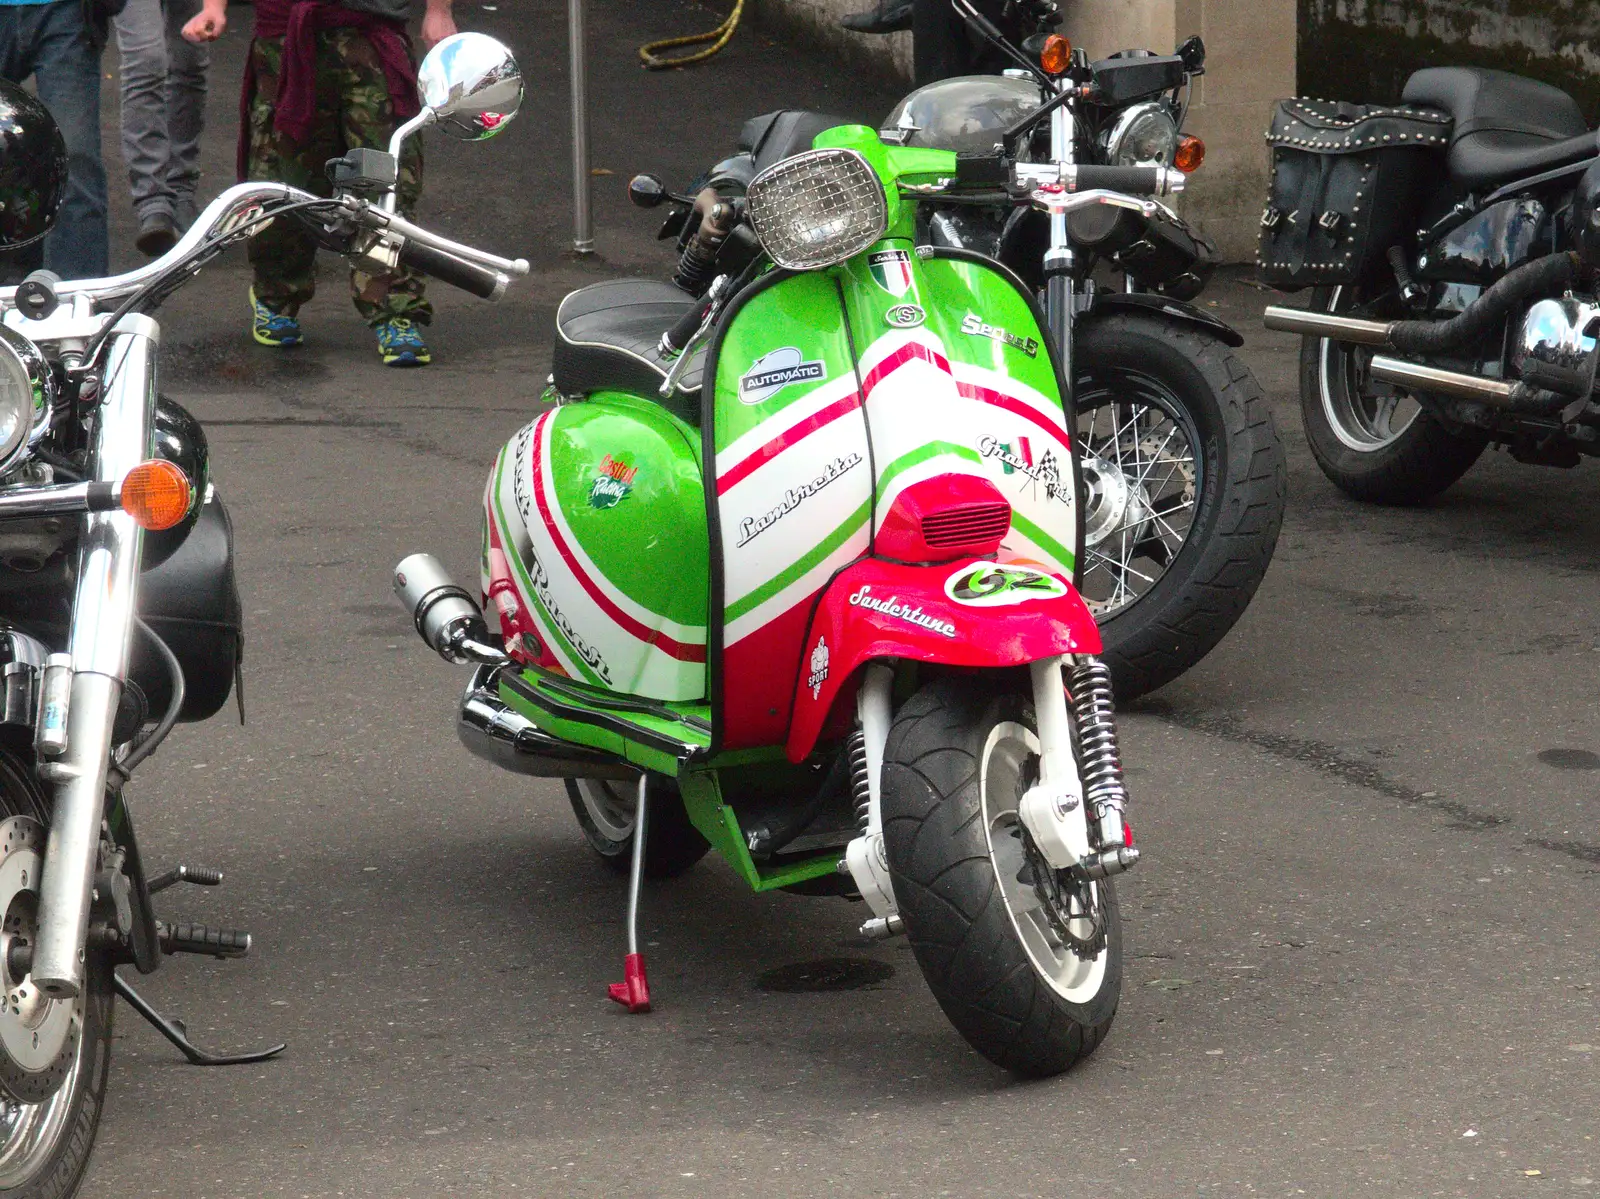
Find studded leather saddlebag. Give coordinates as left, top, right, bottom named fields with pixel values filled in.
left=1258, top=99, right=1451, bottom=290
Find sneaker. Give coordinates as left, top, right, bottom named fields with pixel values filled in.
left=375, top=316, right=431, bottom=367
left=135, top=211, right=179, bottom=258
left=249, top=287, right=303, bottom=347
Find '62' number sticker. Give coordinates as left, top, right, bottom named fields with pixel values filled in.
left=944, top=563, right=1068, bottom=607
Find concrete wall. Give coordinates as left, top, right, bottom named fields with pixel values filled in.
left=749, top=0, right=1298, bottom=261
left=1300, top=1, right=1600, bottom=115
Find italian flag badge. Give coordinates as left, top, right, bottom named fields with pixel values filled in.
left=868, top=249, right=914, bottom=298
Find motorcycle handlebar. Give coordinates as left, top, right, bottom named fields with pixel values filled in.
left=1071, top=165, right=1166, bottom=194
left=397, top=240, right=509, bottom=301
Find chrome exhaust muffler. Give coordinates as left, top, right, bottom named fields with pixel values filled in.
left=393, top=553, right=507, bottom=666
left=1366, top=356, right=1519, bottom=404
left=458, top=666, right=636, bottom=780
left=1262, top=304, right=1395, bottom=345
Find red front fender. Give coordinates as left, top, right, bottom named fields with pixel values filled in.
left=785, top=557, right=1102, bottom=761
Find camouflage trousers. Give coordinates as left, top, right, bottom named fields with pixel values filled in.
left=245, top=32, right=430, bottom=325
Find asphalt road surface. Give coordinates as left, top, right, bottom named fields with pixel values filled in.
left=74, top=3, right=1600, bottom=1196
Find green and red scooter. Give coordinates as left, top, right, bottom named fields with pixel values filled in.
left=396, top=120, right=1180, bottom=1075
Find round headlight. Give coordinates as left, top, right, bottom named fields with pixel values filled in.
left=1103, top=102, right=1178, bottom=167
left=0, top=325, right=51, bottom=473
left=746, top=147, right=887, bottom=271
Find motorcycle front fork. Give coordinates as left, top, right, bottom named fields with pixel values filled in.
left=33, top=316, right=156, bottom=998
left=844, top=658, right=1138, bottom=941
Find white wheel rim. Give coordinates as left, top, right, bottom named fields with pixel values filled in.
left=576, top=779, right=634, bottom=843
left=979, top=722, right=1108, bottom=1005
left=1319, top=285, right=1422, bottom=452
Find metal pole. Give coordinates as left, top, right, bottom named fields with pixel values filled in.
left=568, top=0, right=594, bottom=255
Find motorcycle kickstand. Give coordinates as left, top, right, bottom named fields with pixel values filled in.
left=113, top=973, right=287, bottom=1066
left=607, top=773, right=652, bottom=1014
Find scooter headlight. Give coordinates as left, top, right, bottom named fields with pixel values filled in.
left=746, top=147, right=887, bottom=271
left=1103, top=102, right=1178, bottom=168
left=0, top=325, right=53, bottom=475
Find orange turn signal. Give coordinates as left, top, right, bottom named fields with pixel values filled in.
left=120, top=460, right=192, bottom=531
left=1040, top=34, right=1072, bottom=76
left=1174, top=134, right=1205, bottom=173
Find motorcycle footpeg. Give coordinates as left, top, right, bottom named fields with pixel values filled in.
left=147, top=864, right=224, bottom=894
left=157, top=921, right=252, bottom=959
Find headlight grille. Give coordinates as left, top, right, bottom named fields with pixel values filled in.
left=746, top=148, right=887, bottom=271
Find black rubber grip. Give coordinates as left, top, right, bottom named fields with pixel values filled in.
left=662, top=299, right=709, bottom=354
left=158, top=922, right=252, bottom=958
left=1072, top=165, right=1163, bottom=195
left=396, top=239, right=504, bottom=300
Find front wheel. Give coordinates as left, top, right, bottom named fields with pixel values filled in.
left=1074, top=313, right=1286, bottom=701
left=881, top=680, right=1121, bottom=1077
left=0, top=753, right=113, bottom=1198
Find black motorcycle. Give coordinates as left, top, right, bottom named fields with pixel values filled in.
left=0, top=35, right=525, bottom=1196
left=639, top=0, right=1286, bottom=700
left=1262, top=68, right=1600, bottom=501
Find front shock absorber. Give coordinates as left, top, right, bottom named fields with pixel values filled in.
left=1067, top=657, right=1131, bottom=854
left=673, top=194, right=737, bottom=295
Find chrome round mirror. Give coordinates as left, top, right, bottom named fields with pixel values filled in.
left=416, top=32, right=523, bottom=141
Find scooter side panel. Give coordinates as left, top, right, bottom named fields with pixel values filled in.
left=482, top=395, right=709, bottom=701
left=710, top=272, right=873, bottom=750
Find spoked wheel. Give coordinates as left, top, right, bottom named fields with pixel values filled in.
left=566, top=776, right=710, bottom=880
left=1300, top=285, right=1488, bottom=504
left=1074, top=312, right=1286, bottom=700
left=0, top=753, right=112, bottom=1198
left=1077, top=373, right=1200, bottom=618
left=881, top=680, right=1120, bottom=1077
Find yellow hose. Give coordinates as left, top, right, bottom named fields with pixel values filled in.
left=639, top=0, right=745, bottom=70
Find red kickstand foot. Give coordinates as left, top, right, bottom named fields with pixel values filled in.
left=607, top=952, right=652, bottom=1013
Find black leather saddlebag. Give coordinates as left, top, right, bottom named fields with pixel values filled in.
left=1258, top=99, right=1451, bottom=289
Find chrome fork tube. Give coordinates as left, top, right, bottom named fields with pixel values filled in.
left=33, top=314, right=157, bottom=997
left=1045, top=88, right=1077, bottom=420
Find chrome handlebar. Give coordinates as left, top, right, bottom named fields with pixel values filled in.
left=0, top=181, right=529, bottom=314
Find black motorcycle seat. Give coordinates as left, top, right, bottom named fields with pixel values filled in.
left=552, top=279, right=704, bottom=422
left=738, top=109, right=853, bottom=173
left=1402, top=66, right=1596, bottom=188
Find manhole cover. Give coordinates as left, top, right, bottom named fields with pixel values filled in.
left=755, top=957, right=894, bottom=993
left=1537, top=748, right=1600, bottom=771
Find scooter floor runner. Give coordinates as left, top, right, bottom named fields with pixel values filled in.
left=499, top=667, right=712, bottom=774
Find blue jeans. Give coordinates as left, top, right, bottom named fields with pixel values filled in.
left=0, top=0, right=108, bottom=280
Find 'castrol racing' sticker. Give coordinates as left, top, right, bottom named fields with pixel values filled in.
left=944, top=563, right=1067, bottom=607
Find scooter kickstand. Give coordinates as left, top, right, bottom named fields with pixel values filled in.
left=113, top=973, right=287, bottom=1066
left=607, top=773, right=652, bottom=1014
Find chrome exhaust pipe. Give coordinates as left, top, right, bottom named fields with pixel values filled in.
left=1263, top=304, right=1395, bottom=346
left=393, top=553, right=507, bottom=666
left=459, top=666, right=636, bottom=781
left=1367, top=355, right=1519, bottom=404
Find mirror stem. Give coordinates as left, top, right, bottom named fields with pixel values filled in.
left=384, top=109, right=437, bottom=213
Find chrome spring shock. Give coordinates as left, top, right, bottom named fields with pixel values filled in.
left=1067, top=656, right=1130, bottom=850
left=848, top=728, right=871, bottom=832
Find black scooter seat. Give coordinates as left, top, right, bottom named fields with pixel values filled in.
left=1402, top=66, right=1597, bottom=189
left=552, top=279, right=704, bottom=423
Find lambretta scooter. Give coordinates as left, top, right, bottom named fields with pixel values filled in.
left=396, top=118, right=1178, bottom=1074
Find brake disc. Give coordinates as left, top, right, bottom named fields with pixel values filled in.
left=0, top=817, right=78, bottom=1105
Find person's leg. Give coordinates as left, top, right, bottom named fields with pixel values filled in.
left=33, top=0, right=107, bottom=279
left=0, top=8, right=43, bottom=282
left=162, top=0, right=207, bottom=230
left=332, top=28, right=430, bottom=328
left=114, top=0, right=177, bottom=245
left=244, top=36, right=328, bottom=322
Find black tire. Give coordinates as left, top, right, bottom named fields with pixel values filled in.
left=1076, top=313, right=1286, bottom=701
left=566, top=776, right=710, bottom=879
left=881, top=679, right=1121, bottom=1077
left=1297, top=286, right=1488, bottom=504
left=0, top=750, right=113, bottom=1199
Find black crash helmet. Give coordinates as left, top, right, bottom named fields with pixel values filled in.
left=0, top=80, right=66, bottom=250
